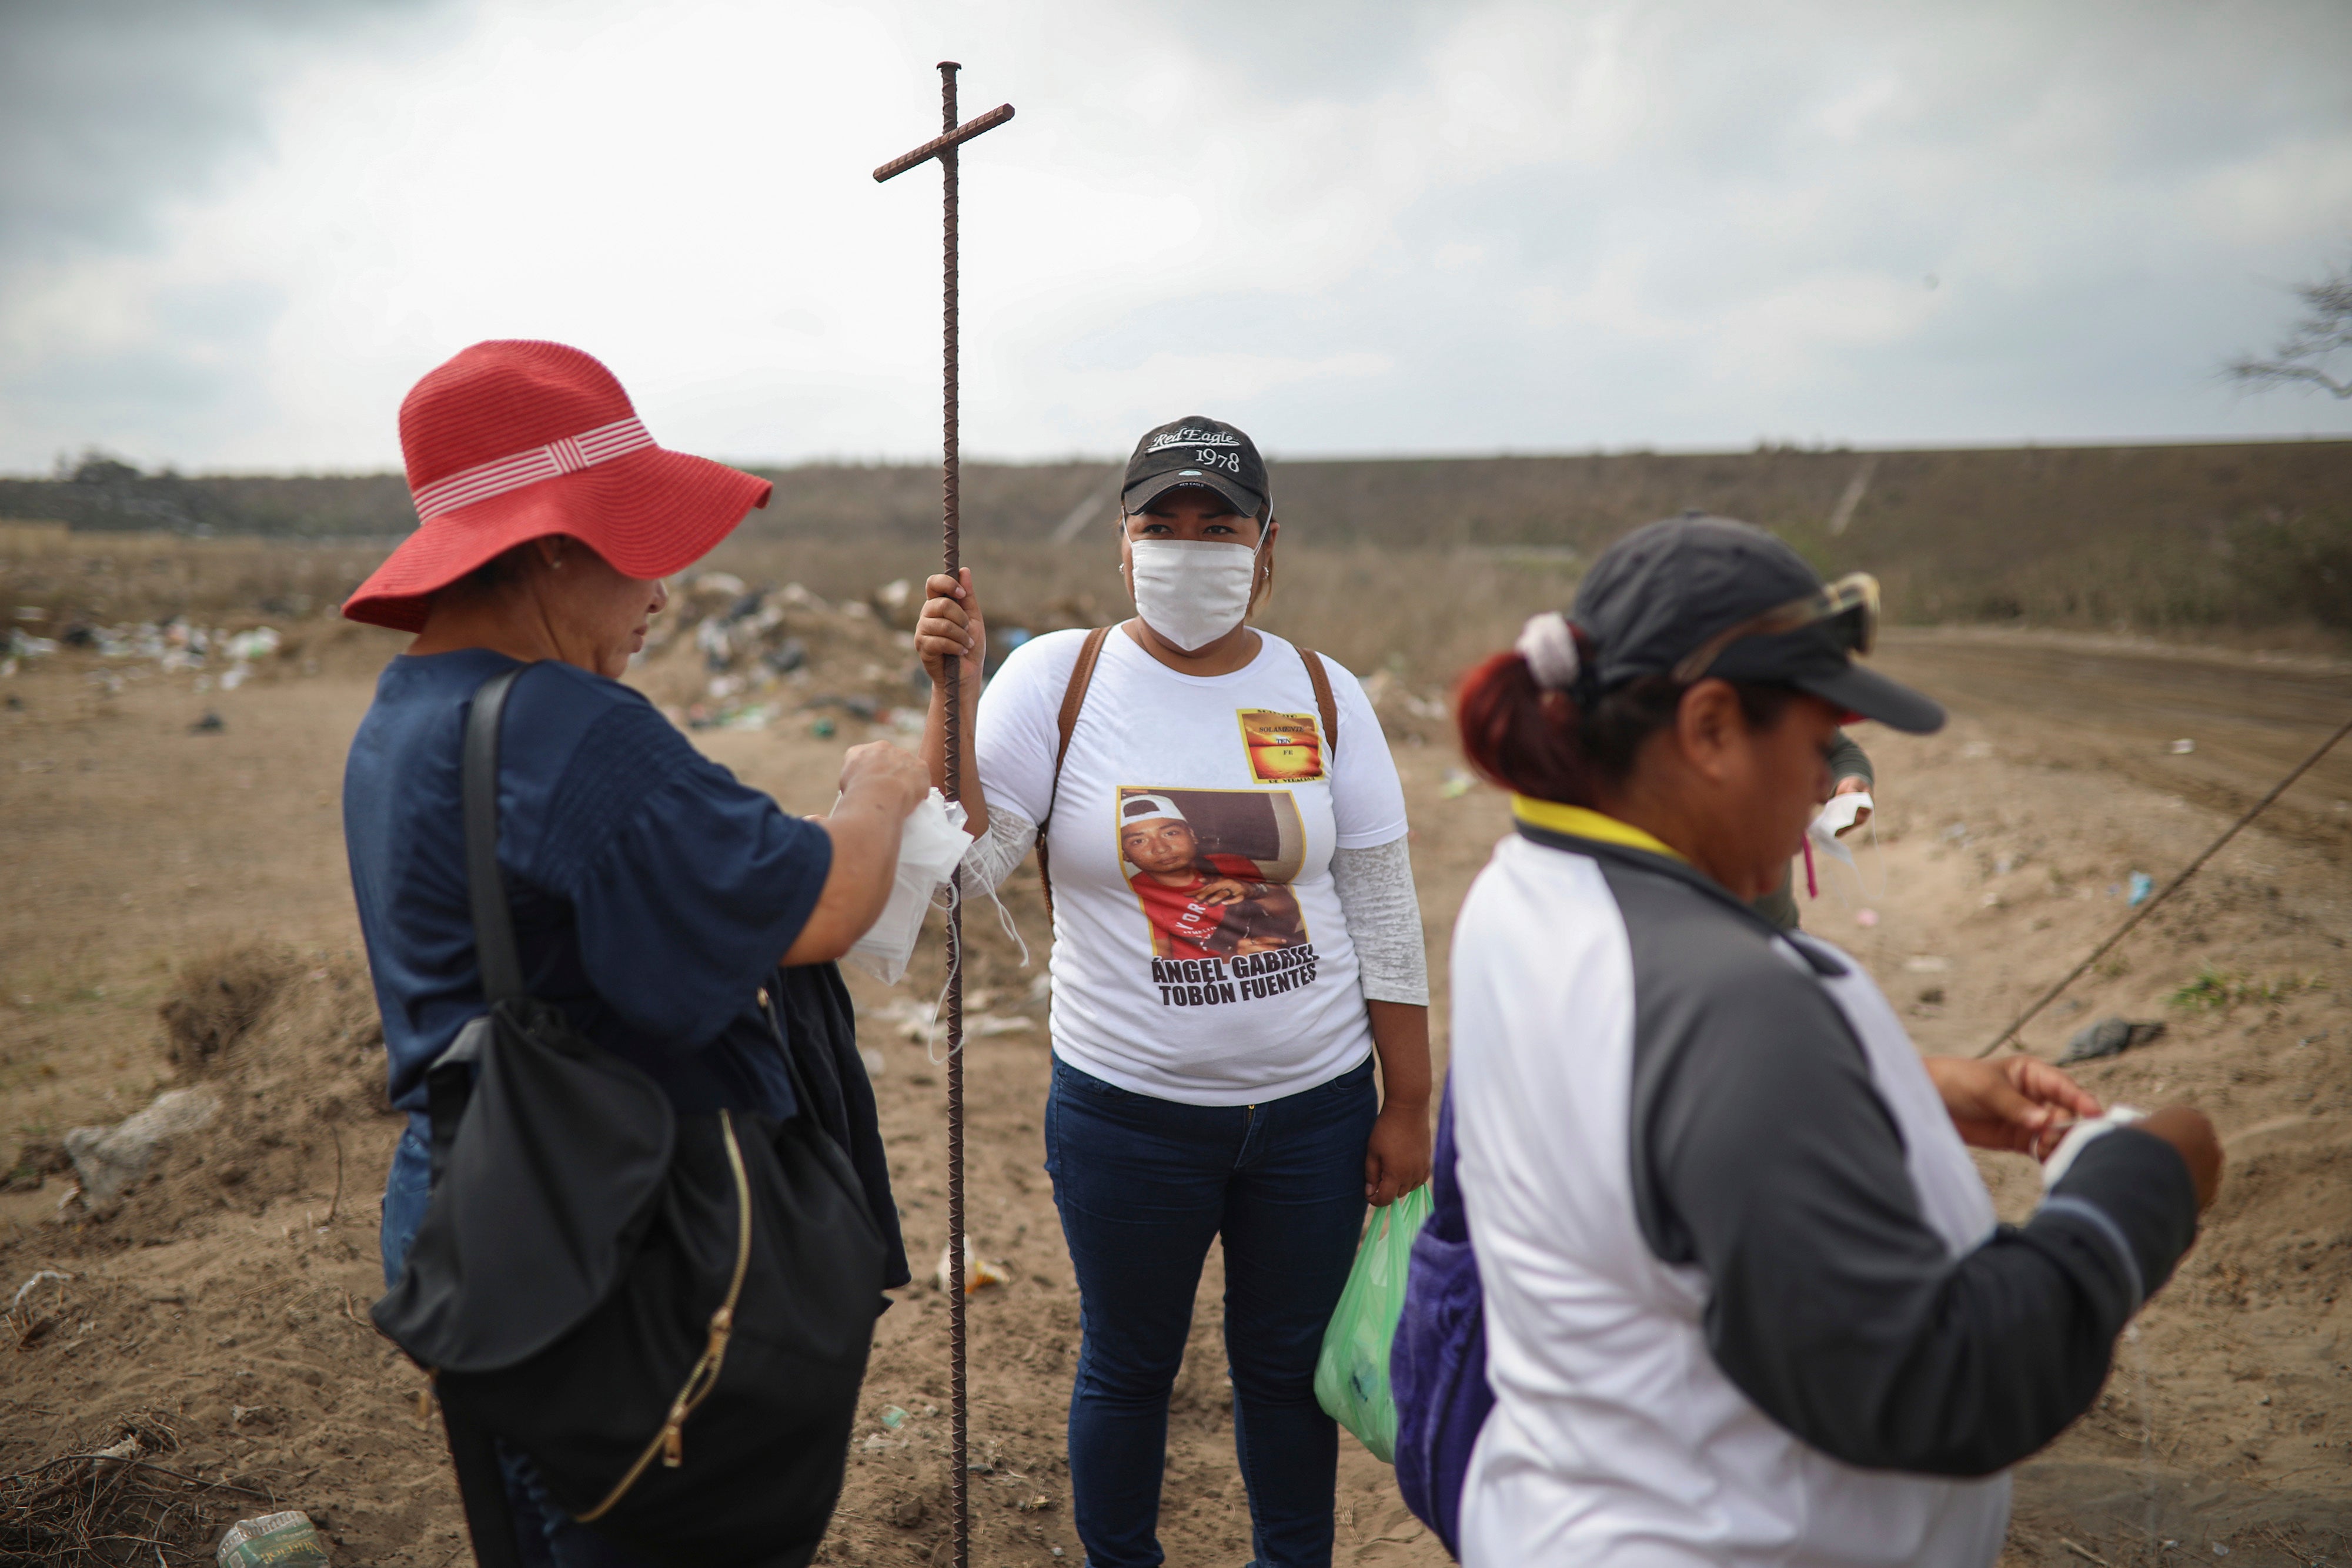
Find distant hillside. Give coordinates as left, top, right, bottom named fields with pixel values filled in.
left=5, top=439, right=2346, bottom=633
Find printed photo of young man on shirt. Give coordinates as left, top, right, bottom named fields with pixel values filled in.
left=1118, top=790, right=1307, bottom=959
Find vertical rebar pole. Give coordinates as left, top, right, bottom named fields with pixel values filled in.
left=937, top=57, right=971, bottom=1568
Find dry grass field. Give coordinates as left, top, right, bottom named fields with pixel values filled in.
left=9, top=433, right=2350, bottom=643
left=3, top=527, right=2350, bottom=1566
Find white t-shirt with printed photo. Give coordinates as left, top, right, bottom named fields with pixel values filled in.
left=974, top=626, right=1410, bottom=1106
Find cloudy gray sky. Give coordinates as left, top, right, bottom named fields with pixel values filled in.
left=4, top=0, right=2349, bottom=474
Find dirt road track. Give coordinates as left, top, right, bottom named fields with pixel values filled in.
left=1876, top=629, right=2352, bottom=858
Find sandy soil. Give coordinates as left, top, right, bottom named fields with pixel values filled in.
left=3, top=624, right=2348, bottom=1567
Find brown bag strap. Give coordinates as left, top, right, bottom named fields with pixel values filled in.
left=1036, top=626, right=1114, bottom=918
left=1298, top=646, right=1339, bottom=761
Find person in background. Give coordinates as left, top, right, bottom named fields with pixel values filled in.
left=342, top=340, right=923, bottom=1567
left=916, top=416, right=1432, bottom=1568
left=1438, top=513, right=2220, bottom=1567
left=1753, top=729, right=1872, bottom=930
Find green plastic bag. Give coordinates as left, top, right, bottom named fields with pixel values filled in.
left=1313, top=1185, right=1433, bottom=1463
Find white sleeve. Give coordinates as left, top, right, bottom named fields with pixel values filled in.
left=958, top=805, right=1037, bottom=894
left=1331, top=837, right=1428, bottom=1005
left=972, top=629, right=1090, bottom=829
left=1322, top=656, right=1411, bottom=850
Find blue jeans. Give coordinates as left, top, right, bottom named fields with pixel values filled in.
left=1045, top=1054, right=1377, bottom=1568
left=382, top=1126, right=656, bottom=1568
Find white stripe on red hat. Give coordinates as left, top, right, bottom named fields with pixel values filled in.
left=408, top=414, right=654, bottom=520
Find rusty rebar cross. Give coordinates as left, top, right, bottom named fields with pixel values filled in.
left=873, top=60, right=1013, bottom=1568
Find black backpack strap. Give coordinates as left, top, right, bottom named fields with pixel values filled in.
left=423, top=665, right=531, bottom=1187
left=463, top=665, right=529, bottom=1005
left=435, top=663, right=536, bottom=1568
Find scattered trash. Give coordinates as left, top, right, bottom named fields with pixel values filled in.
left=1439, top=768, right=1474, bottom=799
left=10, top=1269, right=72, bottom=1311
left=1960, top=741, right=1993, bottom=759
left=1903, top=956, right=1951, bottom=974
left=218, top=1510, right=330, bottom=1567
left=866, top=997, right=939, bottom=1044
left=222, top=627, right=280, bottom=662
left=220, top=666, right=249, bottom=691
left=1917, top=987, right=1945, bottom=1006
left=2169, top=738, right=2196, bottom=754
left=873, top=578, right=916, bottom=626
left=2058, top=1017, right=2166, bottom=1066
left=62, top=1086, right=220, bottom=1207
left=1853, top=908, right=1880, bottom=928
left=859, top=1047, right=887, bottom=1078
left=967, top=1012, right=1034, bottom=1038
left=880, top=1405, right=907, bottom=1430
left=2128, top=871, right=2154, bottom=906
left=643, top=571, right=963, bottom=732
left=190, top=711, right=225, bottom=734
left=691, top=571, right=747, bottom=602
left=936, top=1237, right=1010, bottom=1295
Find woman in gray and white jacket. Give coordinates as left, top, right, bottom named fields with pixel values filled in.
left=1442, top=514, right=2221, bottom=1567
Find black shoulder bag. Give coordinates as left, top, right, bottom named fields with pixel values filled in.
left=372, top=665, right=888, bottom=1568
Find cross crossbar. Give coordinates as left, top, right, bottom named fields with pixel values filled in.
left=873, top=102, right=1015, bottom=183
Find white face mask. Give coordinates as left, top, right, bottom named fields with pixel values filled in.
left=1127, top=536, right=1261, bottom=653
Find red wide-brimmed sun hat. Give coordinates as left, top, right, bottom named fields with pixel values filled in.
left=342, top=340, right=773, bottom=632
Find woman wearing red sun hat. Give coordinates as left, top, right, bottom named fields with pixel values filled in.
left=345, top=341, right=925, bottom=1564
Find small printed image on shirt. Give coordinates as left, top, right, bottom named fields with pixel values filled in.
left=1235, top=709, right=1325, bottom=783
left=1116, top=787, right=1312, bottom=961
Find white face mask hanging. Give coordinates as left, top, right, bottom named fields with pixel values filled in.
left=1127, top=534, right=1261, bottom=653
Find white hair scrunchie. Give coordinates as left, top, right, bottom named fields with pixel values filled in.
left=1515, top=610, right=1582, bottom=692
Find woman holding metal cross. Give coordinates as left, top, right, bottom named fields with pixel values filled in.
left=916, top=415, right=1432, bottom=1568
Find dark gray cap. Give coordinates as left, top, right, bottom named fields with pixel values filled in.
left=1571, top=512, right=1944, bottom=734
left=1121, top=415, right=1269, bottom=519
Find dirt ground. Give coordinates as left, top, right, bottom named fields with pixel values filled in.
left=4, top=620, right=2348, bottom=1567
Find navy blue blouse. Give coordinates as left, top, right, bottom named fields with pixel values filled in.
left=343, top=650, right=833, bottom=1125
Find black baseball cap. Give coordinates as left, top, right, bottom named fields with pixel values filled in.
left=1121, top=416, right=1270, bottom=519
left=1571, top=512, right=1945, bottom=734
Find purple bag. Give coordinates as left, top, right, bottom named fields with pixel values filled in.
left=1389, top=1082, right=1494, bottom=1560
